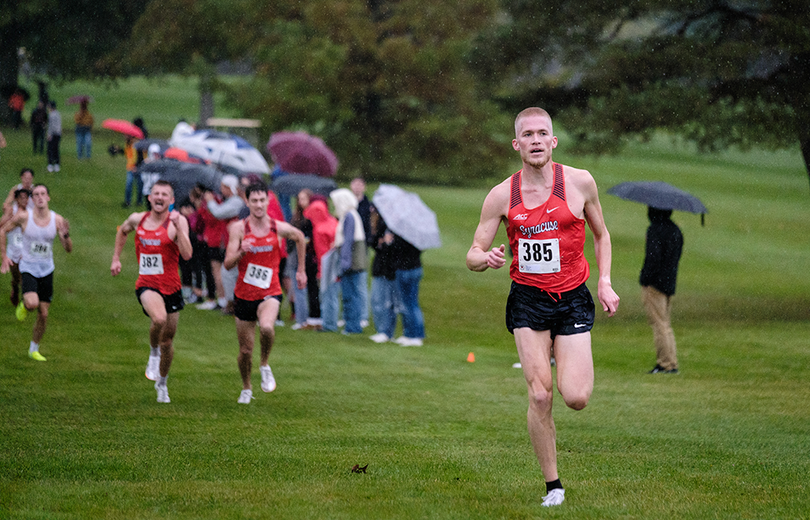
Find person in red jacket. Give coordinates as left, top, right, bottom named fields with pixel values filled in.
left=224, top=182, right=306, bottom=404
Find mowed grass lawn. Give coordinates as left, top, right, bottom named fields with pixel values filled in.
left=1, top=77, right=809, bottom=519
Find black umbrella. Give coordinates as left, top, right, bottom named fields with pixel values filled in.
left=138, top=160, right=225, bottom=205
left=608, top=181, right=708, bottom=223
left=134, top=139, right=170, bottom=152
left=271, top=173, right=337, bottom=197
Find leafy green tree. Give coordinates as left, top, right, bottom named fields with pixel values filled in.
left=223, top=0, right=511, bottom=183
left=0, top=0, right=144, bottom=115
left=472, top=1, right=810, bottom=182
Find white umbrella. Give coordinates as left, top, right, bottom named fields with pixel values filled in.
left=372, top=184, right=441, bottom=251
left=169, top=123, right=270, bottom=174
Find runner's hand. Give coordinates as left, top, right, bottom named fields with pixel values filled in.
left=487, top=244, right=506, bottom=269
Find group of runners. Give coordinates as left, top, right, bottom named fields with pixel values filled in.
left=3, top=107, right=619, bottom=508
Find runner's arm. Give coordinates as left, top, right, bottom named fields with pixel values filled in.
left=222, top=221, right=245, bottom=271
left=581, top=174, right=620, bottom=316
left=277, top=220, right=307, bottom=289
left=111, top=213, right=140, bottom=276
left=170, top=210, right=193, bottom=261
left=466, top=183, right=509, bottom=272
left=56, top=214, right=72, bottom=253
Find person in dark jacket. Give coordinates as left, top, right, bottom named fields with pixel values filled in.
left=640, top=207, right=683, bottom=374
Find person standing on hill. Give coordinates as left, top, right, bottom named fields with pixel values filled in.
left=223, top=182, right=306, bottom=404
left=640, top=207, right=683, bottom=374
left=46, top=102, right=62, bottom=173
left=30, top=100, right=48, bottom=155
left=111, top=181, right=193, bottom=404
left=73, top=99, right=94, bottom=159
left=466, top=107, right=619, bottom=508
left=1, top=184, right=73, bottom=361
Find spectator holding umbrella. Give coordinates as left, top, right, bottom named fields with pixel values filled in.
left=640, top=207, right=683, bottom=374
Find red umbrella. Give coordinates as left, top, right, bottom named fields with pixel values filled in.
left=267, top=131, right=338, bottom=177
left=102, top=119, right=144, bottom=139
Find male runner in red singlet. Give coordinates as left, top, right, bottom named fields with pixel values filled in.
left=111, top=180, right=193, bottom=404
left=467, top=107, right=620, bottom=507
left=223, top=182, right=307, bottom=404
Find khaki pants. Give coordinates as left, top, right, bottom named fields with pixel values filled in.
left=641, top=285, right=678, bottom=370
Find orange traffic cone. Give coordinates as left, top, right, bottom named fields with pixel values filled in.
left=467, top=352, right=475, bottom=363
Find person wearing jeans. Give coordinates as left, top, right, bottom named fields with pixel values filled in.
left=328, top=189, right=367, bottom=334
left=392, top=235, right=424, bottom=346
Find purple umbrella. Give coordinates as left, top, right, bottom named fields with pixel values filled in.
left=267, top=131, right=338, bottom=177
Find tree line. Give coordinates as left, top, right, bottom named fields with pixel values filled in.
left=2, top=0, right=809, bottom=184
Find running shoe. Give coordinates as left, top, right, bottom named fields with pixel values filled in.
left=237, top=389, right=254, bottom=404
left=196, top=300, right=219, bottom=310
left=29, top=351, right=47, bottom=361
left=260, top=365, right=276, bottom=393
left=369, top=333, right=390, bottom=343
left=15, top=301, right=28, bottom=321
left=541, top=488, right=565, bottom=507
left=145, top=355, right=160, bottom=381
left=155, top=381, right=170, bottom=403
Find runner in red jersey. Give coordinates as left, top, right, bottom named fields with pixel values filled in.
left=223, top=182, right=307, bottom=405
left=467, top=108, right=620, bottom=508
left=111, top=180, right=192, bottom=404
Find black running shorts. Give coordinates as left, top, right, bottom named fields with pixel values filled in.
left=21, top=272, right=54, bottom=303
left=505, top=281, right=595, bottom=338
left=234, top=295, right=282, bottom=322
left=136, top=287, right=185, bottom=316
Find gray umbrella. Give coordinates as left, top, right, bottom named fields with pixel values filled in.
left=372, top=184, right=441, bottom=251
left=607, top=181, right=708, bottom=214
left=271, top=173, right=337, bottom=197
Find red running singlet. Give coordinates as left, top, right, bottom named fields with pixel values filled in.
left=506, top=163, right=590, bottom=294
left=235, top=219, right=282, bottom=300
left=135, top=213, right=181, bottom=294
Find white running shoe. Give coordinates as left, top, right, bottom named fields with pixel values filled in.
left=541, top=488, right=565, bottom=507
left=397, top=337, right=423, bottom=347
left=155, top=382, right=170, bottom=403
left=360, top=320, right=369, bottom=328
left=145, top=355, right=160, bottom=381
left=260, top=365, right=276, bottom=393
left=369, top=333, right=390, bottom=343
left=196, top=300, right=219, bottom=310
left=237, top=389, right=254, bottom=404
left=291, top=322, right=304, bottom=330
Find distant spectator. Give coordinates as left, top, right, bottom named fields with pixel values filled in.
left=327, top=188, right=368, bottom=334
left=46, top=101, right=62, bottom=173
left=30, top=101, right=48, bottom=155
left=640, top=207, right=684, bottom=374
left=367, top=206, right=398, bottom=343
left=8, top=89, right=25, bottom=130
left=73, top=99, right=94, bottom=159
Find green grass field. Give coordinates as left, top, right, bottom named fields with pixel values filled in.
left=1, top=77, right=809, bottom=519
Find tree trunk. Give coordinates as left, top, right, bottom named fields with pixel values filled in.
left=199, top=89, right=214, bottom=129
left=0, top=29, right=20, bottom=123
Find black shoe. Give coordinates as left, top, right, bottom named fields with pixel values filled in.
left=649, top=364, right=679, bottom=374
left=121, top=202, right=131, bottom=208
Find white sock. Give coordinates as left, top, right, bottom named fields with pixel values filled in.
left=29, top=341, right=39, bottom=353
left=217, top=297, right=228, bottom=307
left=150, top=346, right=160, bottom=357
